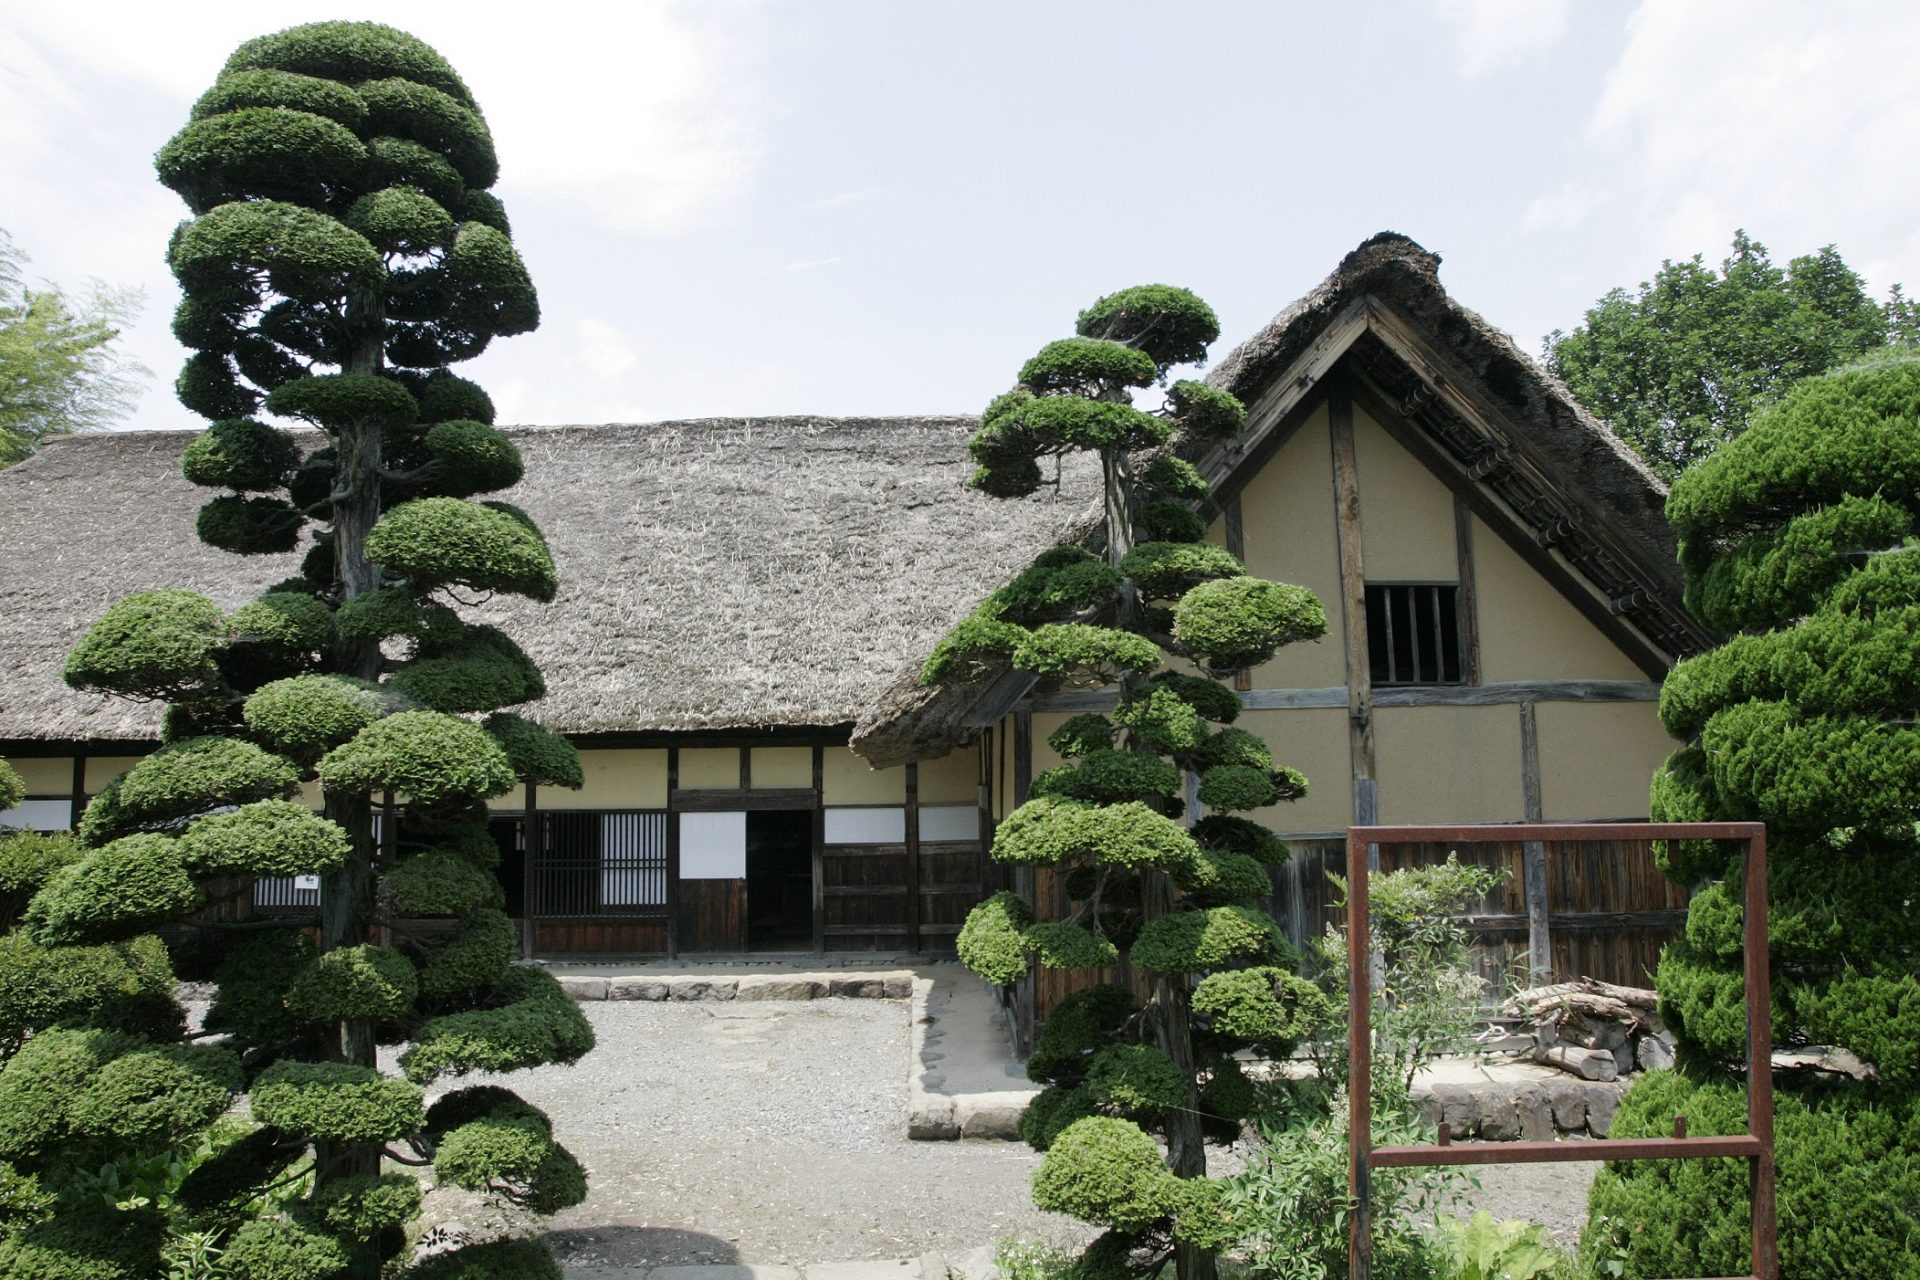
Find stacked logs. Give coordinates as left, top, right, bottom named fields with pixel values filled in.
left=1492, top=977, right=1676, bottom=1081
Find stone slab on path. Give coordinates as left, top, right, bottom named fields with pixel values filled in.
left=565, top=1249, right=998, bottom=1280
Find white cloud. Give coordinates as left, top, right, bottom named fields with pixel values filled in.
left=775, top=257, right=843, bottom=273
left=1587, top=0, right=1920, bottom=283
left=1433, top=0, right=1572, bottom=75
left=575, top=318, right=638, bottom=379
left=1521, top=182, right=1595, bottom=233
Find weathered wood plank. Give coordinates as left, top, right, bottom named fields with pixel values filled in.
left=1453, top=493, right=1483, bottom=686
left=905, top=762, right=921, bottom=951
left=1033, top=679, right=1657, bottom=714
left=672, top=787, right=816, bottom=811
left=1519, top=700, right=1550, bottom=984
left=1329, top=380, right=1376, bottom=824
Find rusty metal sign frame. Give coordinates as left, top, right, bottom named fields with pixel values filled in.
left=1344, top=822, right=1777, bottom=1280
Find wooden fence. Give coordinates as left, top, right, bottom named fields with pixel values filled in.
left=1025, top=828, right=1687, bottom=1026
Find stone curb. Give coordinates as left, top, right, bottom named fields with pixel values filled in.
left=564, top=1246, right=998, bottom=1280
left=557, top=972, right=913, bottom=1004
left=906, top=976, right=1038, bottom=1142
left=1413, top=1074, right=1627, bottom=1139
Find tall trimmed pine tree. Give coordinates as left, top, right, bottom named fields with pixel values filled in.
left=937, top=287, right=1330, bottom=1280
left=0, top=23, right=589, bottom=1280
left=1585, top=354, right=1920, bottom=1276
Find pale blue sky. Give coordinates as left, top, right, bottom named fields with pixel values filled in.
left=6, top=1, right=1917, bottom=432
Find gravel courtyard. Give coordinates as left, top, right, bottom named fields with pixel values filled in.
left=411, top=999, right=1086, bottom=1268
left=405, top=995, right=1600, bottom=1267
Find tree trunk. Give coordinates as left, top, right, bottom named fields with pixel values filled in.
left=316, top=286, right=386, bottom=1276
left=1100, top=446, right=1140, bottom=629
left=1142, top=869, right=1217, bottom=1280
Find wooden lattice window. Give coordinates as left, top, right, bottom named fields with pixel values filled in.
left=1365, top=583, right=1463, bottom=685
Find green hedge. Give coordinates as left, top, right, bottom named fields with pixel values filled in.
left=249, top=1059, right=424, bottom=1142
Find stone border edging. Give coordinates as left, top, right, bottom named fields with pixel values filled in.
left=1414, top=1074, right=1626, bottom=1139
left=907, top=976, right=1035, bottom=1141
left=563, top=1245, right=998, bottom=1280
left=556, top=972, right=914, bottom=1003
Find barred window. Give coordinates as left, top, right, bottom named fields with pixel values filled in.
left=1366, top=583, right=1463, bottom=685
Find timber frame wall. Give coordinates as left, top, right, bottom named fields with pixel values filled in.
left=0, top=726, right=990, bottom=958
left=997, top=358, right=1691, bottom=1030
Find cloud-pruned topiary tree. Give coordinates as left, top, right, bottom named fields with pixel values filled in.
left=0, top=23, right=590, bottom=1279
left=1583, top=353, right=1920, bottom=1276
left=937, top=286, right=1329, bottom=1280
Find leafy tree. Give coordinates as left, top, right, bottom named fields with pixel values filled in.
left=937, top=286, right=1329, bottom=1280
left=1583, top=352, right=1920, bottom=1276
left=0, top=22, right=589, bottom=1278
left=1545, top=230, right=1910, bottom=480
left=0, top=230, right=146, bottom=466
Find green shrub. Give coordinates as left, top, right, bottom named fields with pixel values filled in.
left=1112, top=687, right=1205, bottom=755
left=0, top=1027, right=134, bottom=1162
left=923, top=614, right=1029, bottom=685
left=416, top=907, right=517, bottom=997
left=402, top=1237, right=563, bottom=1280
left=1076, top=286, right=1219, bottom=369
left=1175, top=848, right=1272, bottom=907
left=1191, top=814, right=1287, bottom=863
left=1019, top=338, right=1158, bottom=395
left=1130, top=906, right=1295, bottom=976
left=24, top=834, right=202, bottom=945
left=173, top=1125, right=308, bottom=1214
left=206, top=928, right=315, bottom=1047
left=1195, top=764, right=1277, bottom=813
left=66, top=1042, right=242, bottom=1148
left=1047, top=714, right=1117, bottom=759
left=307, top=1172, right=421, bottom=1237
left=402, top=967, right=593, bottom=1082
left=1026, top=985, right=1137, bottom=1086
left=1014, top=624, right=1161, bottom=680
left=229, top=591, right=334, bottom=653
left=215, top=1217, right=351, bottom=1280
left=389, top=625, right=544, bottom=714
left=0, top=761, right=24, bottom=812
left=249, top=1060, right=424, bottom=1142
left=985, top=548, right=1121, bottom=625
left=955, top=891, right=1034, bottom=986
left=0, top=933, right=179, bottom=1053
left=483, top=713, right=582, bottom=788
left=317, top=710, right=515, bottom=806
left=1584, top=1071, right=1920, bottom=1279
left=366, top=497, right=556, bottom=601
left=284, top=944, right=418, bottom=1023
left=197, top=493, right=305, bottom=554
left=0, top=833, right=84, bottom=924
left=245, top=674, right=394, bottom=761
left=1143, top=455, right=1209, bottom=500
left=384, top=850, right=500, bottom=916
left=61, top=590, right=227, bottom=704
left=1082, top=1044, right=1185, bottom=1115
left=1031, top=1117, right=1177, bottom=1232
left=1118, top=540, right=1237, bottom=601
left=1165, top=379, right=1246, bottom=440
left=1434, top=1211, right=1566, bottom=1280
left=1191, top=966, right=1331, bottom=1057
left=178, top=800, right=352, bottom=878
left=1024, top=922, right=1119, bottom=971
left=80, top=736, right=300, bottom=843
left=0, top=1205, right=164, bottom=1279
left=1174, top=576, right=1327, bottom=673
left=332, top=587, right=466, bottom=646
left=1147, top=672, right=1241, bottom=724
left=1018, top=1085, right=1098, bottom=1151
left=1033, top=750, right=1182, bottom=805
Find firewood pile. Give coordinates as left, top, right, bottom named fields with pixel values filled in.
left=1483, top=977, right=1676, bottom=1081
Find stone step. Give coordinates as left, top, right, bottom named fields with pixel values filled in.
left=555, top=972, right=914, bottom=1003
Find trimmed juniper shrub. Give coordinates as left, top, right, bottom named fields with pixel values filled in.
left=249, top=1060, right=424, bottom=1142
left=938, top=284, right=1322, bottom=1280
left=284, top=944, right=418, bottom=1024
left=402, top=1237, right=565, bottom=1280
left=176, top=799, right=351, bottom=878
left=317, top=709, right=516, bottom=806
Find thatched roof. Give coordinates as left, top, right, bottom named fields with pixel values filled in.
left=0, top=417, right=1099, bottom=746
left=849, top=232, right=1709, bottom=766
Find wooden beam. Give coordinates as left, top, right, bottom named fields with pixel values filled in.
left=671, top=787, right=815, bottom=811
left=1197, top=295, right=1371, bottom=494
left=68, top=752, right=86, bottom=831
left=1329, top=380, right=1377, bottom=825
left=665, top=748, right=681, bottom=960
left=1225, top=493, right=1253, bottom=693
left=905, top=762, right=921, bottom=953
left=738, top=746, right=751, bottom=791
left=521, top=782, right=539, bottom=960
left=1033, top=678, right=1659, bottom=715
left=811, top=745, right=826, bottom=954
left=1453, top=493, right=1483, bottom=686
left=1519, top=700, right=1550, bottom=985
left=1346, top=372, right=1679, bottom=681
left=1013, top=706, right=1033, bottom=806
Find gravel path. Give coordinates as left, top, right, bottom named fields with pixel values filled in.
left=410, top=1000, right=1087, bottom=1268
left=401, top=997, right=1600, bottom=1266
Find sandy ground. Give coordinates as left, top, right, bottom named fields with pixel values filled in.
left=400, top=999, right=1599, bottom=1268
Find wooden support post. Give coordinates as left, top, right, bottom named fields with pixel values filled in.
left=1518, top=700, right=1551, bottom=984
left=811, top=745, right=826, bottom=954
left=1452, top=493, right=1482, bottom=686
left=738, top=746, right=752, bottom=791
left=1013, top=706, right=1033, bottom=806
left=522, top=781, right=540, bottom=960
left=905, top=762, right=922, bottom=953
left=1329, top=381, right=1377, bottom=825
left=666, top=747, right=681, bottom=959
left=67, top=753, right=87, bottom=831
left=1225, top=493, right=1253, bottom=692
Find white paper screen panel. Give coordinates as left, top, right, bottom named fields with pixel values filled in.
left=919, top=805, right=977, bottom=842
left=823, top=807, right=906, bottom=844
left=0, top=800, right=69, bottom=831
left=680, top=811, right=746, bottom=879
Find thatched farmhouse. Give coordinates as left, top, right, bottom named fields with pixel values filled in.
left=0, top=234, right=1703, bottom=965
